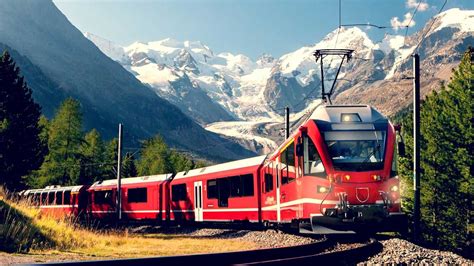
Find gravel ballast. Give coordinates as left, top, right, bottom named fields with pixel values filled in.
left=360, top=238, right=472, bottom=265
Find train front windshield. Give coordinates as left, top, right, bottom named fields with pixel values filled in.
left=324, top=130, right=386, bottom=171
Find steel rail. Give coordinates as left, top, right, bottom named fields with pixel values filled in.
left=31, top=237, right=382, bottom=266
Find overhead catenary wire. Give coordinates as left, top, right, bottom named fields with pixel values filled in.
left=413, top=0, right=448, bottom=52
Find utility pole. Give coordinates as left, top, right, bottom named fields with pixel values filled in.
left=412, top=54, right=421, bottom=242
left=116, top=123, right=123, bottom=221
left=285, top=107, right=290, bottom=139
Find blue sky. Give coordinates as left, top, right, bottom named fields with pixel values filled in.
left=53, top=0, right=473, bottom=59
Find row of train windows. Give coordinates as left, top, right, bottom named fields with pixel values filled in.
left=94, top=188, right=148, bottom=204
left=171, top=174, right=255, bottom=205
left=30, top=191, right=72, bottom=205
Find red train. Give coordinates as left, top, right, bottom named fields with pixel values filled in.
left=21, top=104, right=407, bottom=234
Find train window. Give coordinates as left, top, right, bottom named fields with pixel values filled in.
left=56, top=191, right=63, bottom=205
left=241, top=174, right=254, bottom=196
left=94, top=190, right=113, bottom=205
left=230, top=176, right=241, bottom=197
left=128, top=188, right=147, bottom=203
left=303, top=136, right=326, bottom=177
left=41, top=192, right=47, bottom=205
left=217, top=178, right=230, bottom=207
left=207, top=180, right=217, bottom=199
left=48, top=192, right=55, bottom=205
left=64, top=191, right=71, bottom=205
left=281, top=142, right=296, bottom=185
left=172, top=184, right=187, bottom=201
left=33, top=192, right=40, bottom=205
left=264, top=173, right=273, bottom=192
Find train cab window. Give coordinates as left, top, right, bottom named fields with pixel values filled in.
left=94, top=190, right=113, bottom=205
left=207, top=180, right=217, bottom=199
left=128, top=188, right=147, bottom=203
left=281, top=142, right=296, bottom=185
left=264, top=173, right=274, bottom=192
left=56, top=191, right=63, bottom=205
left=303, top=136, right=326, bottom=177
left=172, top=184, right=187, bottom=201
left=63, top=191, right=71, bottom=205
left=48, top=192, right=55, bottom=205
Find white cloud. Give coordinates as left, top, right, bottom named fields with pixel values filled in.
left=391, top=12, right=416, bottom=30
left=406, top=0, right=429, bottom=12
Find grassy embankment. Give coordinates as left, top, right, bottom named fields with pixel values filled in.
left=0, top=189, right=255, bottom=259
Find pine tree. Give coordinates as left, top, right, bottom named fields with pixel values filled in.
left=79, top=129, right=106, bottom=184
left=102, top=138, right=118, bottom=180
left=122, top=152, right=138, bottom=178
left=0, top=51, right=44, bottom=190
left=38, top=98, right=84, bottom=186
left=137, top=135, right=173, bottom=175
left=396, top=48, right=473, bottom=251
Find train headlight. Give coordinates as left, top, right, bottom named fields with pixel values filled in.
left=344, top=175, right=351, bottom=181
left=390, top=185, right=399, bottom=192
left=372, top=175, right=381, bottom=181
left=317, top=186, right=329, bottom=193
left=341, top=113, right=362, bottom=123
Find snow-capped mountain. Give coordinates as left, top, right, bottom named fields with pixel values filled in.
left=86, top=8, right=474, bottom=154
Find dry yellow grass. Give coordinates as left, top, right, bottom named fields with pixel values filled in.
left=0, top=191, right=255, bottom=258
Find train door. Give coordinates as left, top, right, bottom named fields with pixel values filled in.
left=262, top=161, right=278, bottom=222
left=279, top=140, right=297, bottom=221
left=193, top=181, right=203, bottom=222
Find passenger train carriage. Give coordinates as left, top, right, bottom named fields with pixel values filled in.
left=20, top=104, right=407, bottom=233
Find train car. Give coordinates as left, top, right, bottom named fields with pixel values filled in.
left=22, top=185, right=88, bottom=218
left=260, top=104, right=406, bottom=233
left=88, top=174, right=172, bottom=221
left=171, top=156, right=266, bottom=223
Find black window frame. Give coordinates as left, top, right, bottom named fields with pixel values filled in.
left=207, top=180, right=218, bottom=199
left=264, top=173, right=274, bottom=192
left=94, top=190, right=114, bottom=205
left=63, top=191, right=71, bottom=205
left=172, top=184, right=187, bottom=202
left=56, top=191, right=63, bottom=205
left=128, top=187, right=148, bottom=203
left=281, top=142, right=296, bottom=185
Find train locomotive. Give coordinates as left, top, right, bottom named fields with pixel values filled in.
left=20, top=104, right=407, bottom=234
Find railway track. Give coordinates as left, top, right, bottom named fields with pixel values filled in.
left=42, top=236, right=382, bottom=266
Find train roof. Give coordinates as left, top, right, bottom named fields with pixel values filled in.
left=89, top=174, right=172, bottom=189
left=23, top=185, right=84, bottom=195
left=310, top=104, right=387, bottom=123
left=174, top=155, right=267, bottom=180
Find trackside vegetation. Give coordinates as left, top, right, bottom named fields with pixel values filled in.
left=395, top=48, right=473, bottom=255
left=0, top=189, right=255, bottom=256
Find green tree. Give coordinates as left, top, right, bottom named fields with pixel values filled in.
left=38, top=98, right=84, bottom=186
left=137, top=135, right=172, bottom=176
left=79, top=129, right=106, bottom=184
left=102, top=138, right=118, bottom=180
left=0, top=51, right=44, bottom=190
left=396, top=48, right=473, bottom=251
left=122, top=152, right=138, bottom=178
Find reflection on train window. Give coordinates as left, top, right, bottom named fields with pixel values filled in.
left=281, top=142, right=296, bottom=184
left=303, top=136, right=326, bottom=177
left=94, top=190, right=113, bottom=205
left=128, top=188, right=148, bottom=203
left=56, top=191, right=63, bottom=205
left=63, top=191, right=71, bottom=205
left=324, top=130, right=386, bottom=171
left=172, top=184, right=187, bottom=201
